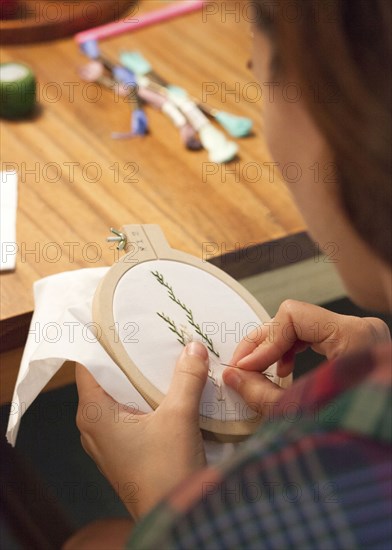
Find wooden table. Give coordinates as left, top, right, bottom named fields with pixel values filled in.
left=0, top=0, right=308, bottom=402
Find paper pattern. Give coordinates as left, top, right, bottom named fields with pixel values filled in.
left=0, top=171, right=18, bottom=271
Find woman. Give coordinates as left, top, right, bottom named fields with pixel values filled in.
left=66, top=1, right=391, bottom=548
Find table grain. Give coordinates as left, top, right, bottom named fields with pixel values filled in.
left=0, top=0, right=306, bottom=349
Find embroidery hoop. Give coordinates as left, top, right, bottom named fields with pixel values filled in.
left=93, top=224, right=291, bottom=441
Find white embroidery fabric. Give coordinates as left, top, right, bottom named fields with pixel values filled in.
left=6, top=265, right=277, bottom=463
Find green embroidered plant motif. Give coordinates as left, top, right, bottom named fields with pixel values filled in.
left=151, top=270, right=220, bottom=358
left=152, top=270, right=225, bottom=401
left=155, top=312, right=188, bottom=346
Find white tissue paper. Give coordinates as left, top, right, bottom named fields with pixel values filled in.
left=0, top=171, right=18, bottom=271
left=6, top=267, right=238, bottom=463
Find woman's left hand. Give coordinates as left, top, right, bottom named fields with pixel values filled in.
left=75, top=341, right=209, bottom=520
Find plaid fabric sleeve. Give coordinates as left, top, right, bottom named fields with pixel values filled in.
left=128, top=344, right=392, bottom=549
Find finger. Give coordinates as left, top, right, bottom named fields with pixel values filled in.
left=75, top=364, right=145, bottom=421
left=235, top=334, right=294, bottom=372
left=277, top=340, right=309, bottom=377
left=235, top=305, right=303, bottom=370
left=75, top=363, right=101, bottom=395
left=118, top=402, right=145, bottom=416
left=236, top=300, right=343, bottom=370
left=223, top=368, right=283, bottom=414
left=230, top=325, right=265, bottom=365
left=163, top=342, right=209, bottom=419
left=277, top=357, right=294, bottom=379
left=75, top=363, right=114, bottom=406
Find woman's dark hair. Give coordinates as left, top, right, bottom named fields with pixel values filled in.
left=254, top=0, right=391, bottom=264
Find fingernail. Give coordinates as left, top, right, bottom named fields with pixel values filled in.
left=186, top=341, right=208, bottom=361
left=236, top=355, right=250, bottom=367
left=237, top=347, right=259, bottom=366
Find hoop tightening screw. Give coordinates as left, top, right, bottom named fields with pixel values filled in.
left=106, top=227, right=127, bottom=250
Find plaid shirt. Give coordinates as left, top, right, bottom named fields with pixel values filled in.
left=128, top=344, right=392, bottom=549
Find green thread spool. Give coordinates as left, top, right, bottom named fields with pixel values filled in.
left=0, top=63, right=36, bottom=119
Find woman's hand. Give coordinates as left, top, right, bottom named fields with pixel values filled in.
left=75, top=341, right=209, bottom=520
left=223, top=299, right=390, bottom=412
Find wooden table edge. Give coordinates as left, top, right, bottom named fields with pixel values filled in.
left=0, top=231, right=312, bottom=354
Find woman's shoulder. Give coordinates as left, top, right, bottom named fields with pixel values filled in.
left=128, top=343, right=391, bottom=550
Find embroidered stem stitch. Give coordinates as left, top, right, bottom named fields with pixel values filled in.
left=152, top=270, right=224, bottom=401
left=156, top=312, right=188, bottom=346
left=151, top=270, right=220, bottom=358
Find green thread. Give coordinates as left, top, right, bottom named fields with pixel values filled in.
left=156, top=312, right=187, bottom=346
left=151, top=270, right=220, bottom=358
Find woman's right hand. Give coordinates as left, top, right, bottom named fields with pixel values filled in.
left=223, top=299, right=390, bottom=413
